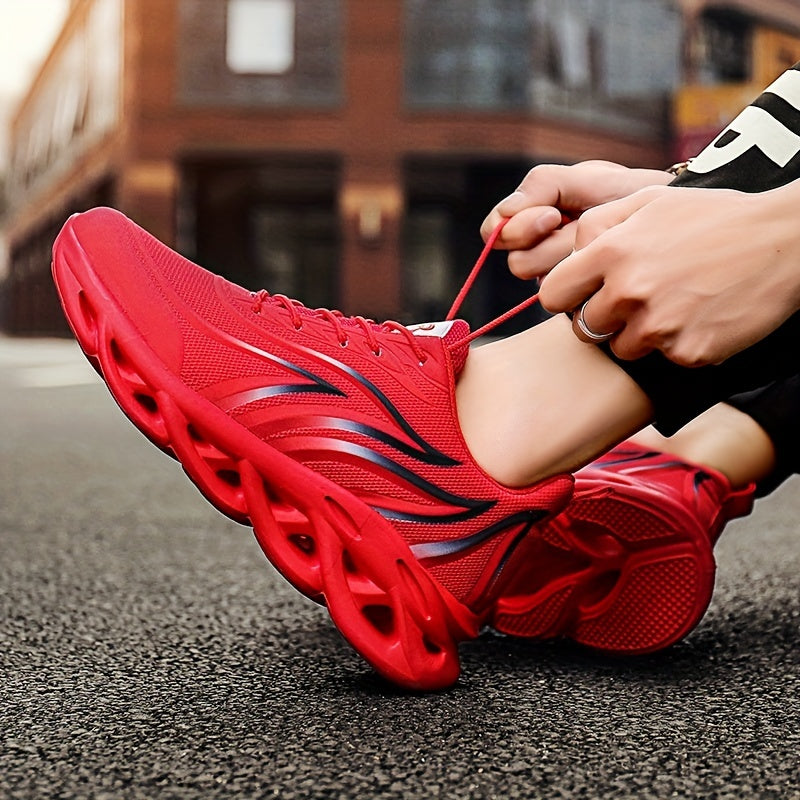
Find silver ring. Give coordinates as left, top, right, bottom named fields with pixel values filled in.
left=576, top=299, right=615, bottom=343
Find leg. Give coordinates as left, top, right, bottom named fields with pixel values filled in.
left=492, top=378, right=800, bottom=652
left=726, top=374, right=800, bottom=496
left=629, top=402, right=776, bottom=490
left=456, top=314, right=653, bottom=487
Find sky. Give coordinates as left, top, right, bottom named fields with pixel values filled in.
left=0, top=0, right=70, bottom=164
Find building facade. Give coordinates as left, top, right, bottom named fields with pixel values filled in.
left=3, top=0, right=800, bottom=335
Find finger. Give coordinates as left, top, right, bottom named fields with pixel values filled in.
left=603, top=301, right=670, bottom=361
left=496, top=161, right=659, bottom=219
left=479, top=206, right=507, bottom=241
left=538, top=247, right=605, bottom=313
left=481, top=163, right=596, bottom=241
left=507, top=223, right=578, bottom=280
left=480, top=205, right=562, bottom=245
left=496, top=164, right=572, bottom=215
left=607, top=322, right=657, bottom=361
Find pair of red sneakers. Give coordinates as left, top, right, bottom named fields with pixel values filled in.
left=51, top=208, right=754, bottom=690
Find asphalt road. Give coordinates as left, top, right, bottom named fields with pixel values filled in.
left=1, top=336, right=799, bottom=799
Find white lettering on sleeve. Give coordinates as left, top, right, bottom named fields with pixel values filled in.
left=690, top=70, right=800, bottom=174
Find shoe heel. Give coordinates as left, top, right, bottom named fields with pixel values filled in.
left=491, top=490, right=716, bottom=654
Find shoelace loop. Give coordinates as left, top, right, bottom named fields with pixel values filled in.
left=251, top=291, right=429, bottom=363
left=445, top=217, right=542, bottom=346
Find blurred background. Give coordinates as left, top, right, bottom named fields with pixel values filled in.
left=2, top=0, right=800, bottom=337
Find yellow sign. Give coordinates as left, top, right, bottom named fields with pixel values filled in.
left=673, top=83, right=761, bottom=131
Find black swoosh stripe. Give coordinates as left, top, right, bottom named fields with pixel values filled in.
left=271, top=415, right=458, bottom=467
left=217, top=328, right=345, bottom=398
left=291, top=342, right=457, bottom=466
left=591, top=451, right=661, bottom=470
left=285, top=437, right=492, bottom=517
left=373, top=505, right=494, bottom=524
left=410, top=510, right=549, bottom=559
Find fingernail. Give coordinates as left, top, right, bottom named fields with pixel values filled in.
left=496, top=190, right=525, bottom=213
left=537, top=207, right=562, bottom=230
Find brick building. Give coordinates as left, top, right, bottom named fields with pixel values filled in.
left=3, top=0, right=800, bottom=335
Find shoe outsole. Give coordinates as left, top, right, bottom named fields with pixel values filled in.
left=491, top=475, right=717, bottom=654
left=53, top=220, right=481, bottom=691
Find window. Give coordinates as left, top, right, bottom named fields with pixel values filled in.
left=698, top=10, right=750, bottom=83
left=226, top=0, right=295, bottom=74
left=404, top=0, right=530, bottom=110
left=179, top=0, right=341, bottom=108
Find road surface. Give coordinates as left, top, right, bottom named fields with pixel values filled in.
left=1, top=337, right=798, bottom=799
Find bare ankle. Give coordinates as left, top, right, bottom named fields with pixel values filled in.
left=455, top=317, right=653, bottom=487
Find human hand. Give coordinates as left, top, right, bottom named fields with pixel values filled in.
left=538, top=182, right=800, bottom=366
left=480, top=160, right=671, bottom=280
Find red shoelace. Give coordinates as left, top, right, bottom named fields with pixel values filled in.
left=252, top=290, right=430, bottom=363
left=251, top=217, right=534, bottom=357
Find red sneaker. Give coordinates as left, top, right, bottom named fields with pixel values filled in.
left=492, top=443, right=755, bottom=653
left=51, top=207, right=572, bottom=690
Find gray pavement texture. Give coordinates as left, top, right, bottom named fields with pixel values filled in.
left=1, top=336, right=799, bottom=800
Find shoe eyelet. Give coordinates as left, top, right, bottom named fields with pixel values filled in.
left=294, top=322, right=303, bottom=331
left=372, top=348, right=382, bottom=357
left=340, top=338, right=349, bottom=348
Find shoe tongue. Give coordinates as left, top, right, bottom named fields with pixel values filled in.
left=408, top=319, right=472, bottom=375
